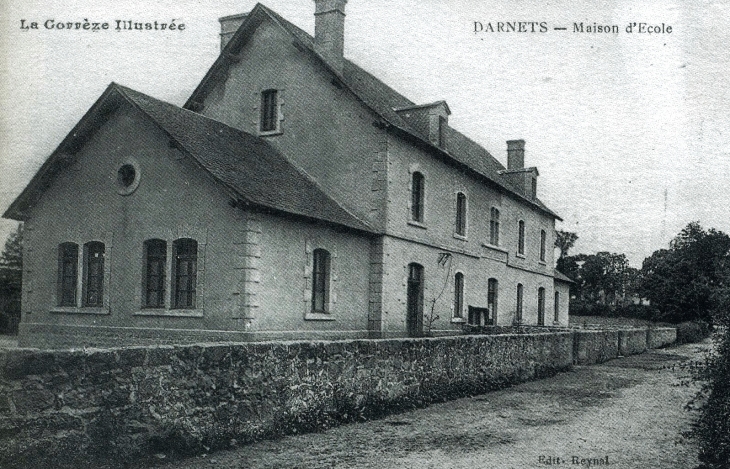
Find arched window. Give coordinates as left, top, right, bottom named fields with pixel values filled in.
left=144, top=239, right=167, bottom=308
left=540, top=229, right=547, bottom=262
left=57, top=242, right=79, bottom=307
left=554, top=291, right=560, bottom=323
left=312, top=249, right=331, bottom=313
left=260, top=89, right=278, bottom=132
left=488, top=278, right=498, bottom=324
left=489, top=208, right=500, bottom=245
left=516, top=283, right=524, bottom=322
left=454, top=272, right=464, bottom=318
left=173, top=238, right=197, bottom=309
left=411, top=171, right=425, bottom=222
left=83, top=242, right=105, bottom=307
left=537, top=287, right=546, bottom=326
left=455, top=192, right=466, bottom=236
left=518, top=220, right=525, bottom=255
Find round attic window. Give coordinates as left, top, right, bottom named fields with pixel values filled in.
left=116, top=160, right=141, bottom=195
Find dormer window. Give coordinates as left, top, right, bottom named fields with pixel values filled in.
left=260, top=89, right=279, bottom=133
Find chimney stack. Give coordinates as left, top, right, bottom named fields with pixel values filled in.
left=507, top=139, right=525, bottom=170
left=314, top=0, right=348, bottom=73
left=219, top=14, right=247, bottom=50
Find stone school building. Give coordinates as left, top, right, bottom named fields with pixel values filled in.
left=4, top=1, right=572, bottom=348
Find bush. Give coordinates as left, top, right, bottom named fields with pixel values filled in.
left=611, top=304, right=660, bottom=321
left=675, top=321, right=711, bottom=344
left=568, top=301, right=612, bottom=317
left=693, top=327, right=730, bottom=468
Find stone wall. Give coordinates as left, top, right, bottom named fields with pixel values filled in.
left=0, top=332, right=573, bottom=469
left=618, top=328, right=648, bottom=356
left=647, top=327, right=677, bottom=349
left=572, top=330, right=619, bottom=365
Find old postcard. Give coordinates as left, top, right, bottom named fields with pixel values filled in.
left=0, top=0, right=726, bottom=468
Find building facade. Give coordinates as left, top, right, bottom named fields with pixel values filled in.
left=5, top=1, right=570, bottom=348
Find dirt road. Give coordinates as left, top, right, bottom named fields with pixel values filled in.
left=142, top=340, right=710, bottom=469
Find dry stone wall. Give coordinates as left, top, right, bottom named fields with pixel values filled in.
left=572, top=330, right=619, bottom=365
left=618, top=328, right=648, bottom=356
left=0, top=326, right=677, bottom=469
left=0, top=333, right=573, bottom=469
left=647, top=327, right=677, bottom=349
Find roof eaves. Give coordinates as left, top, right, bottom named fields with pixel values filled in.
left=108, top=86, right=254, bottom=212
left=394, top=100, right=451, bottom=115
left=554, top=269, right=575, bottom=283
left=3, top=83, right=124, bottom=221
left=121, top=86, right=376, bottom=234
left=384, top=124, right=563, bottom=221
left=184, top=4, right=562, bottom=222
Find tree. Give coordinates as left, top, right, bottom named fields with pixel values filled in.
left=639, top=222, right=730, bottom=323
left=0, top=223, right=23, bottom=333
left=555, top=230, right=578, bottom=260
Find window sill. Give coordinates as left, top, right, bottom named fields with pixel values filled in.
left=133, top=309, right=203, bottom=318
left=51, top=307, right=110, bottom=315
left=258, top=129, right=283, bottom=137
left=482, top=243, right=507, bottom=253
left=305, top=312, right=336, bottom=321
left=538, top=260, right=547, bottom=266
left=407, top=220, right=427, bottom=230
left=453, top=233, right=467, bottom=241
left=451, top=317, right=466, bottom=324
left=515, top=253, right=526, bottom=259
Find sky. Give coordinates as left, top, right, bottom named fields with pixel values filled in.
left=1, top=0, right=728, bottom=266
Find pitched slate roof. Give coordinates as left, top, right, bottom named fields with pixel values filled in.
left=186, top=3, right=561, bottom=220
left=554, top=269, right=575, bottom=284
left=4, top=84, right=374, bottom=234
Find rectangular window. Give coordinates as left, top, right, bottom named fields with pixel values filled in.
left=518, top=220, right=525, bottom=255
left=454, top=272, right=464, bottom=318
left=144, top=239, right=167, bottom=308
left=438, top=115, right=447, bottom=148
left=57, top=243, right=78, bottom=307
left=260, top=89, right=278, bottom=132
left=554, top=291, right=560, bottom=322
left=455, top=192, right=466, bottom=236
left=516, top=283, right=523, bottom=322
left=540, top=229, right=547, bottom=262
left=312, top=249, right=331, bottom=313
left=489, top=208, right=500, bottom=245
left=411, top=172, right=425, bottom=222
left=83, top=242, right=105, bottom=307
left=173, top=239, right=197, bottom=309
left=538, top=287, right=545, bottom=326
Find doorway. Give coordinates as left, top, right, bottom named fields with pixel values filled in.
left=406, top=263, right=424, bottom=337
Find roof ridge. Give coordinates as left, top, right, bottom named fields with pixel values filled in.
left=115, top=84, right=260, bottom=141
left=116, top=84, right=375, bottom=233
left=185, top=4, right=561, bottom=220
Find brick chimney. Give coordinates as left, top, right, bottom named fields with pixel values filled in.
left=500, top=140, right=539, bottom=200
left=507, top=139, right=525, bottom=170
left=314, top=0, right=348, bottom=73
left=219, top=13, right=247, bottom=50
